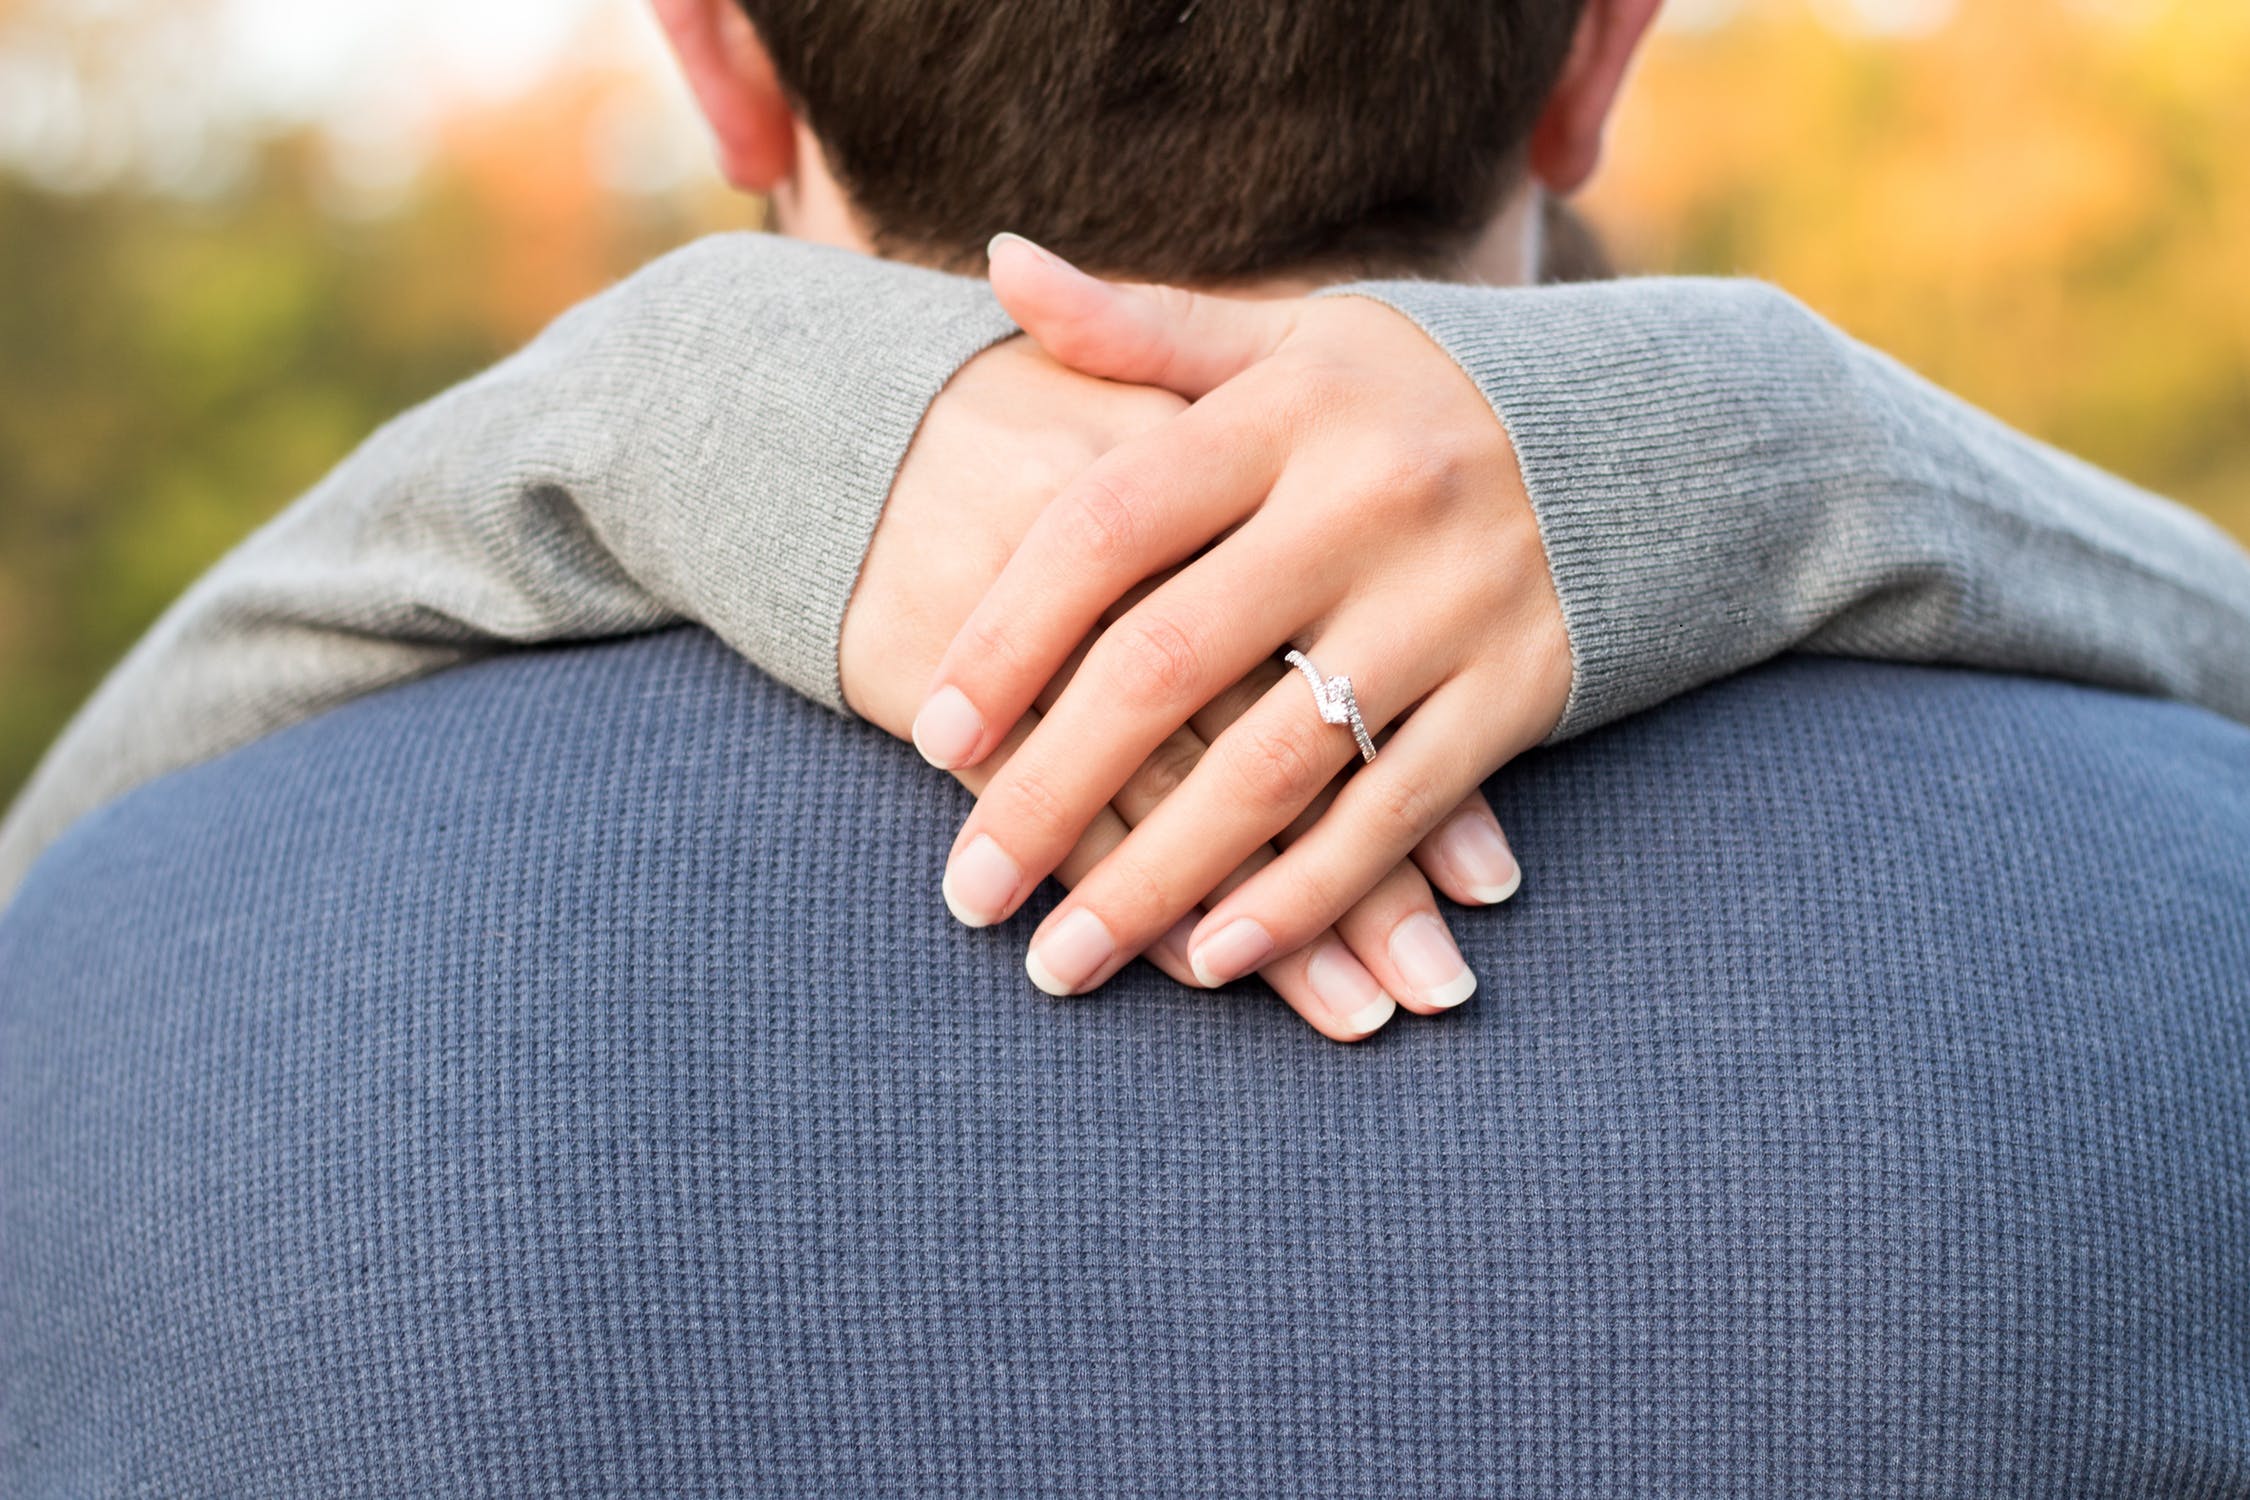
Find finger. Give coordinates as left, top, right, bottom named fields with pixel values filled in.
left=1188, top=674, right=1467, bottom=1016
left=1204, top=666, right=1517, bottom=909
left=966, top=703, right=1391, bottom=1041
left=1019, top=616, right=1444, bottom=993
left=964, top=627, right=1398, bottom=1041
left=947, top=706, right=1208, bottom=991
left=1088, top=724, right=1395, bottom=1042
left=1276, top=747, right=1518, bottom=910
left=1249, top=768, right=1467, bottom=1016
left=1197, top=656, right=1512, bottom=1007
left=1191, top=670, right=1549, bottom=982
left=936, top=524, right=1325, bottom=928
left=1321, top=848, right=1475, bottom=1016
left=986, top=232, right=1296, bottom=397
left=1254, top=935, right=1398, bottom=1043
left=1413, top=794, right=1523, bottom=908
left=1043, top=860, right=1396, bottom=1044
left=1050, top=802, right=1210, bottom=992
left=1024, top=563, right=1182, bottom=718
left=912, top=386, right=1289, bottom=772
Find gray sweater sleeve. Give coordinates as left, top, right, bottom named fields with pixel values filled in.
left=7, top=253, right=2248, bottom=905
left=1342, top=276, right=2250, bottom=740
left=0, top=234, right=1017, bottom=900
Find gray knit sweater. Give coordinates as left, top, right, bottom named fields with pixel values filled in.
left=2, top=234, right=2245, bottom=902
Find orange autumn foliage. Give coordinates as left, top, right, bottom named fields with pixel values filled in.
left=1588, top=0, right=2250, bottom=535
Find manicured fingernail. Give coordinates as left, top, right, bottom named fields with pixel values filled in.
left=1154, top=913, right=1202, bottom=977
left=1437, top=811, right=1521, bottom=904
left=1305, top=941, right=1398, bottom=1038
left=1189, top=917, right=1276, bottom=988
left=1025, top=909, right=1116, bottom=997
left=942, top=833, right=1021, bottom=928
left=1388, top=913, right=1477, bottom=1010
left=912, top=685, right=984, bottom=770
left=988, top=230, right=1064, bottom=268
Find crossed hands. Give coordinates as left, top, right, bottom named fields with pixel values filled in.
left=838, top=235, right=1572, bottom=1042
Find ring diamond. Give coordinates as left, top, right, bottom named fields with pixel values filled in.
left=1284, top=650, right=1377, bottom=764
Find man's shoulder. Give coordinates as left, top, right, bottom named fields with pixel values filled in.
left=8, top=633, right=2249, bottom=1494
left=1510, top=651, right=2250, bottom=975
left=1, top=628, right=902, bottom=939
left=8, top=628, right=2244, bottom=965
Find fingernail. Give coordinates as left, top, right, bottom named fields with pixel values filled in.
left=1387, top=913, right=1477, bottom=1010
left=1305, top=941, right=1398, bottom=1038
left=1437, top=811, right=1521, bottom=904
left=1154, top=912, right=1201, bottom=977
left=1189, top=917, right=1276, bottom=988
left=987, top=230, right=1061, bottom=267
left=1025, top=909, right=1116, bottom=997
left=942, top=833, right=1021, bottom=927
left=912, top=685, right=984, bottom=770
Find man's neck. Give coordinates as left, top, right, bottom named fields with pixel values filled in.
left=768, top=125, right=1542, bottom=292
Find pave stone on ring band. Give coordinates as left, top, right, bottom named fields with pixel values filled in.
left=1284, top=649, right=1377, bottom=764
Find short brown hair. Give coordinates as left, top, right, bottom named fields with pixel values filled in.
left=739, top=0, right=1587, bottom=284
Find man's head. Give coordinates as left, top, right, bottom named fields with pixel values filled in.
left=652, top=0, right=1660, bottom=286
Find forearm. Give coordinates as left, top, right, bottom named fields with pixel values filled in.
left=0, top=234, right=1014, bottom=901
left=1342, top=277, right=2250, bottom=738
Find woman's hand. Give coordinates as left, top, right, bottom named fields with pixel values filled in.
left=842, top=332, right=1499, bottom=1041
left=911, top=235, right=1572, bottom=1001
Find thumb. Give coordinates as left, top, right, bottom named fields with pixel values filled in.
left=985, top=232, right=1294, bottom=399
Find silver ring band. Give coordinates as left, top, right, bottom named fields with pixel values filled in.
left=1284, top=650, right=1377, bottom=764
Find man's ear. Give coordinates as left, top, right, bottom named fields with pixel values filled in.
left=650, top=0, right=797, bottom=191
left=1527, top=0, right=1664, bottom=194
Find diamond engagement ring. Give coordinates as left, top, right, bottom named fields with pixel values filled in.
left=1284, top=650, right=1377, bottom=764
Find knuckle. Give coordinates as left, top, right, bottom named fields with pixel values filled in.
left=1282, top=864, right=1350, bottom=933
left=1229, top=717, right=1327, bottom=810
left=1336, top=440, right=1471, bottom=535
left=960, top=612, right=1032, bottom=680
left=1276, top=353, right=1357, bottom=431
left=1104, top=610, right=1209, bottom=710
left=1061, top=471, right=1146, bottom=567
left=994, top=767, right=1077, bottom=843
left=1365, top=771, right=1445, bottom=843
left=1368, top=436, right=1469, bottom=506
left=1091, top=854, right=1174, bottom=927
left=1044, top=312, right=1109, bottom=370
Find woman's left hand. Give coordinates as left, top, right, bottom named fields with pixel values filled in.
left=914, top=235, right=1575, bottom=996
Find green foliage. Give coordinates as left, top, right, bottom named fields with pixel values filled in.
left=0, top=131, right=719, bottom=805
left=0, top=149, right=497, bottom=800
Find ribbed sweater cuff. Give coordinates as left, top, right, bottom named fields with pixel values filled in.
left=1328, top=277, right=1834, bottom=742
left=586, top=237, right=1020, bottom=712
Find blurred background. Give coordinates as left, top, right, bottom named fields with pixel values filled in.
left=1, top=0, right=2245, bottom=804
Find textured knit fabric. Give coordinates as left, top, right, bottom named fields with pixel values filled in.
left=4, top=629, right=2246, bottom=1498
left=1350, top=277, right=2250, bottom=739
left=8, top=243, right=2250, bottom=905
